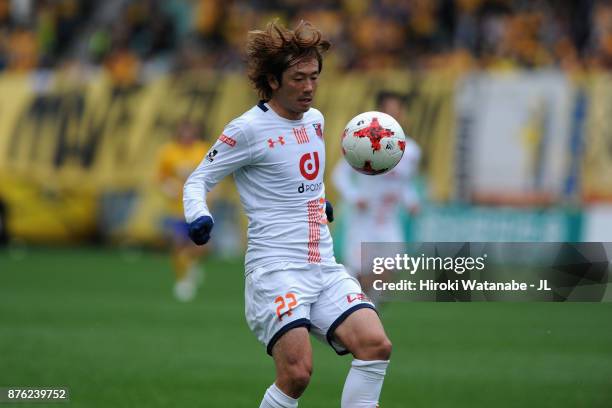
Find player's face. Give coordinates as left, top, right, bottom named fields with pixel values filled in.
left=380, top=98, right=404, bottom=122
left=269, top=57, right=320, bottom=120
left=177, top=124, right=197, bottom=145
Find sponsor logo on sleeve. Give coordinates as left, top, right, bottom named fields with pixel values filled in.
left=219, top=134, right=237, bottom=147
left=206, top=149, right=218, bottom=162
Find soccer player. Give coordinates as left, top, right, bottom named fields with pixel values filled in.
left=184, top=21, right=392, bottom=408
left=332, top=91, right=421, bottom=301
left=157, top=121, right=209, bottom=302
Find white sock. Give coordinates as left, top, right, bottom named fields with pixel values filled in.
left=259, top=383, right=298, bottom=408
left=341, top=359, right=389, bottom=408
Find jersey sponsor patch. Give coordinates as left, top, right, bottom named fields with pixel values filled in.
left=313, top=123, right=323, bottom=139
left=299, top=152, right=320, bottom=180
left=219, top=134, right=237, bottom=147
left=297, top=181, right=322, bottom=194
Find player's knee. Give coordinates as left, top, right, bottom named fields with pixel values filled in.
left=290, top=366, right=312, bottom=391
left=281, top=366, right=311, bottom=394
left=356, top=335, right=392, bottom=361
left=376, top=336, right=393, bottom=360
left=279, top=357, right=312, bottom=393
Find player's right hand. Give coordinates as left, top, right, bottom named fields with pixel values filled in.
left=188, top=216, right=214, bottom=245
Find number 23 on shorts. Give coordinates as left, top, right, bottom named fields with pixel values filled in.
left=274, top=293, right=297, bottom=321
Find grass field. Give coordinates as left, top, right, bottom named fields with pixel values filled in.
left=1, top=246, right=611, bottom=407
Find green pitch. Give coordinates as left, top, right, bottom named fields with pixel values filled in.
left=1, top=247, right=611, bottom=407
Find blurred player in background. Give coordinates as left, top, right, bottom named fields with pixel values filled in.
left=184, top=20, right=392, bottom=408
left=333, top=91, right=421, bottom=302
left=157, top=121, right=209, bottom=302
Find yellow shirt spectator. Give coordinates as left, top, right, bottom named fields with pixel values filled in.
left=157, top=124, right=209, bottom=218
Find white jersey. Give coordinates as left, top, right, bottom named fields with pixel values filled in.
left=184, top=101, right=335, bottom=272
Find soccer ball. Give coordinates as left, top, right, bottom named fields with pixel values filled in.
left=341, top=111, right=406, bottom=175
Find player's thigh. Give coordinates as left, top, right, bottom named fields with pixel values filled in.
left=271, top=326, right=312, bottom=377
left=309, top=264, right=377, bottom=355
left=333, top=307, right=392, bottom=360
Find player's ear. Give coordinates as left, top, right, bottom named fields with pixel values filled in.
left=267, top=74, right=280, bottom=91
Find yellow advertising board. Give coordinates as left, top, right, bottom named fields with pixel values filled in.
left=0, top=70, right=454, bottom=243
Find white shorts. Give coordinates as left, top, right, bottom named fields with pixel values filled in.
left=245, top=261, right=376, bottom=356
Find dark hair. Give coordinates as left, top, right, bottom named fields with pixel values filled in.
left=375, top=91, right=407, bottom=110
left=246, top=20, right=331, bottom=100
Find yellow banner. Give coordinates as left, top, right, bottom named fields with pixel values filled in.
left=0, top=70, right=455, bottom=243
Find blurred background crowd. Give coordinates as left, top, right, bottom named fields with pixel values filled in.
left=1, top=0, right=612, bottom=250
left=0, top=0, right=611, bottom=82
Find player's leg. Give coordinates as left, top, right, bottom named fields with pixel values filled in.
left=310, top=266, right=391, bottom=408
left=335, top=308, right=391, bottom=407
left=334, top=307, right=391, bottom=360
left=185, top=242, right=206, bottom=285
left=259, top=327, right=312, bottom=407
left=170, top=220, right=205, bottom=301
left=172, top=245, right=194, bottom=300
left=245, top=262, right=319, bottom=407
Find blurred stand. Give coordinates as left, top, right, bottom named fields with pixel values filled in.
left=0, top=1, right=607, bottom=75
left=0, top=0, right=611, bottom=253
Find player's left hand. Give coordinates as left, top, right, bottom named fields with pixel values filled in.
left=325, top=200, right=334, bottom=223
left=188, top=216, right=214, bottom=245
